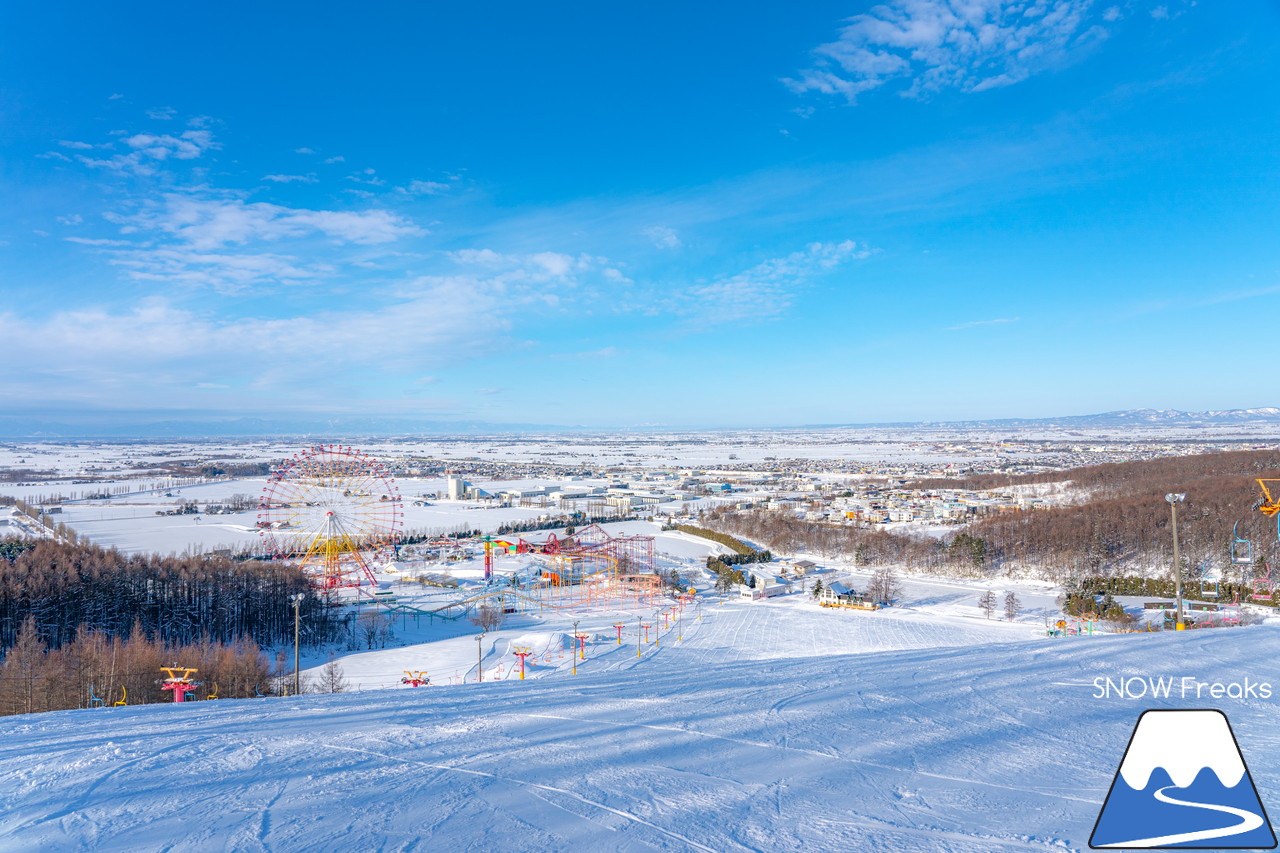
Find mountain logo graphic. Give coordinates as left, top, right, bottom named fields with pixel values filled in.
left=1091, top=710, right=1277, bottom=849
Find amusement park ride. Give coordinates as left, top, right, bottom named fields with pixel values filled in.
left=257, top=445, right=403, bottom=593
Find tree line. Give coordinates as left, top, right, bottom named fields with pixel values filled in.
left=699, top=449, right=1280, bottom=584
left=0, top=538, right=344, bottom=653
left=0, top=617, right=274, bottom=716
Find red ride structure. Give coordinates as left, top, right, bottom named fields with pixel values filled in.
left=160, top=667, right=199, bottom=703
left=258, top=445, right=403, bottom=591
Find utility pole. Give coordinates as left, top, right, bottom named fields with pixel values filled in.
left=1167, top=493, right=1187, bottom=630
left=290, top=593, right=303, bottom=696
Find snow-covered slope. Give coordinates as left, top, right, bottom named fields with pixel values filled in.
left=2, top=614, right=1278, bottom=852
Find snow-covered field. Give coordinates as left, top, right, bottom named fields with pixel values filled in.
left=2, top=612, right=1277, bottom=852
left=4, top=526, right=1276, bottom=853
left=5, top=437, right=1280, bottom=850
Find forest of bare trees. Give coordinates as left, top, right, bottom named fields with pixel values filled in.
left=703, top=449, right=1280, bottom=587
left=0, top=538, right=350, bottom=715
left=0, top=618, right=273, bottom=715
left=0, top=539, right=343, bottom=652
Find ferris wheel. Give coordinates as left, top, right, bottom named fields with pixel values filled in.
left=258, top=445, right=403, bottom=590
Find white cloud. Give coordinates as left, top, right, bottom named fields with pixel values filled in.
left=127, top=194, right=423, bottom=250
left=64, top=237, right=141, bottom=247
left=681, top=240, right=870, bottom=325
left=550, top=346, right=622, bottom=359
left=398, top=180, right=451, bottom=196
left=295, top=147, right=317, bottom=154
left=145, top=107, right=177, bottom=120
left=445, top=248, right=610, bottom=284
left=946, top=316, right=1020, bottom=330
left=643, top=225, right=682, bottom=249
left=1150, top=5, right=1169, bottom=19
left=124, top=130, right=214, bottom=159
left=0, top=275, right=527, bottom=406
left=37, top=151, right=72, bottom=161
left=263, top=173, right=318, bottom=183
left=346, top=169, right=386, bottom=187
left=1102, top=6, right=1123, bottom=21
left=788, top=0, right=1108, bottom=102
left=58, top=140, right=95, bottom=150
left=109, top=248, right=329, bottom=293
left=323, top=155, right=345, bottom=164
left=77, top=129, right=219, bottom=175
left=56, top=214, right=84, bottom=226
left=108, top=93, right=124, bottom=100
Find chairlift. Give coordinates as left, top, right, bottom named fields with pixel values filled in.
left=1232, top=521, right=1254, bottom=565
left=1251, top=561, right=1274, bottom=603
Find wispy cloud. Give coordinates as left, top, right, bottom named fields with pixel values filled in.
left=946, top=316, right=1020, bottom=330
left=76, top=129, right=218, bottom=175
left=787, top=0, right=1109, bottom=103
left=677, top=240, right=870, bottom=326
left=262, top=173, right=318, bottom=183
left=346, top=168, right=386, bottom=187
left=125, top=194, right=422, bottom=250
left=145, top=107, right=177, bottom=120
left=549, top=346, right=623, bottom=359
left=398, top=180, right=451, bottom=196
left=643, top=225, right=682, bottom=249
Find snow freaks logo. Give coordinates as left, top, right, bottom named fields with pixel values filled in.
left=1090, top=710, right=1277, bottom=849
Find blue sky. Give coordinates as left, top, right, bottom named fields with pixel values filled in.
left=1, top=1, right=1278, bottom=428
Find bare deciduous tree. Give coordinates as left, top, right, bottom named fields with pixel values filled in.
left=867, top=567, right=902, bottom=606
left=319, top=655, right=348, bottom=693
left=470, top=604, right=504, bottom=632
left=978, top=589, right=997, bottom=619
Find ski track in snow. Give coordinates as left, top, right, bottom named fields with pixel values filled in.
left=1, top=598, right=1278, bottom=851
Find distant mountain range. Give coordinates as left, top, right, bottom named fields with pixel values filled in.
left=1, top=408, right=1278, bottom=439
left=824, top=408, right=1280, bottom=430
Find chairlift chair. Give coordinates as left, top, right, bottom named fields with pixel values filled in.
left=1232, top=521, right=1255, bottom=565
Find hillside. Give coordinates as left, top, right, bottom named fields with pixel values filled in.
left=2, top=592, right=1278, bottom=851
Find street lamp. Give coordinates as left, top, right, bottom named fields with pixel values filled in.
left=476, top=632, right=485, bottom=682
left=1167, top=493, right=1187, bottom=630
left=289, top=593, right=304, bottom=696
